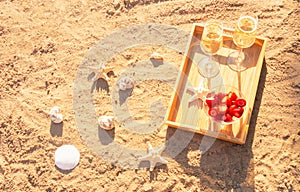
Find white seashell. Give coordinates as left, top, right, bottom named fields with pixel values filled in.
left=50, top=106, right=63, bottom=124
left=150, top=52, right=163, bottom=60
left=117, top=77, right=134, bottom=91
left=98, top=116, right=115, bottom=130
left=55, top=145, right=80, bottom=170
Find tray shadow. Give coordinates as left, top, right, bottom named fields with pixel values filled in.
left=164, top=59, right=267, bottom=190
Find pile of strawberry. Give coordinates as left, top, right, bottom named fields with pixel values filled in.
left=205, top=91, right=246, bottom=123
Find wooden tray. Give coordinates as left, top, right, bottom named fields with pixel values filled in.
left=165, top=23, right=267, bottom=144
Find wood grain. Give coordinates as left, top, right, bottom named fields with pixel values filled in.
left=165, top=23, right=267, bottom=144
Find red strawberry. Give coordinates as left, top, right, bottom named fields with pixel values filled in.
left=205, top=98, right=216, bottom=108
left=235, top=98, right=246, bottom=107
left=213, top=95, right=220, bottom=104
left=231, top=100, right=236, bottom=105
left=232, top=107, right=244, bottom=118
left=238, top=107, right=244, bottom=115
left=223, top=113, right=233, bottom=122
left=214, top=93, right=225, bottom=104
left=218, top=93, right=226, bottom=100
left=228, top=91, right=238, bottom=101
left=222, top=95, right=232, bottom=107
left=208, top=107, right=218, bottom=117
left=228, top=105, right=238, bottom=116
left=226, top=107, right=230, bottom=114
left=214, top=114, right=224, bottom=121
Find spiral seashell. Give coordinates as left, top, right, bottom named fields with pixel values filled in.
left=55, top=145, right=80, bottom=170
left=117, top=77, right=134, bottom=91
left=150, top=52, right=163, bottom=60
left=50, top=106, right=63, bottom=124
left=98, top=116, right=115, bottom=130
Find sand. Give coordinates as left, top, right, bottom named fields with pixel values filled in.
left=0, top=0, right=299, bottom=191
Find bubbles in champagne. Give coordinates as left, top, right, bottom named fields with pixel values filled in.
left=238, top=16, right=257, bottom=33
left=201, top=23, right=223, bottom=55
left=233, top=15, right=257, bottom=48
left=198, top=20, right=223, bottom=78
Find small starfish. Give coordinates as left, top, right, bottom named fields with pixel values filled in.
left=139, top=141, right=168, bottom=171
left=186, top=79, right=210, bottom=105
left=88, top=64, right=114, bottom=82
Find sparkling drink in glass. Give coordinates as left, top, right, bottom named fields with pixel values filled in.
left=227, top=14, right=258, bottom=72
left=198, top=20, right=223, bottom=78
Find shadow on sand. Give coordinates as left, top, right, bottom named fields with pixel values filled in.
left=150, top=58, right=163, bottom=68
left=118, top=88, right=133, bottom=106
left=138, top=162, right=168, bottom=182
left=98, top=125, right=115, bottom=145
left=164, top=59, right=267, bottom=190
left=55, top=165, right=77, bottom=174
left=50, top=121, right=63, bottom=137
left=91, top=78, right=109, bottom=94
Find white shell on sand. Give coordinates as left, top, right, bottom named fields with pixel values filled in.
left=117, top=77, right=134, bottom=91
left=55, top=145, right=80, bottom=170
left=98, top=116, right=115, bottom=130
left=49, top=106, right=63, bottom=124
left=150, top=52, right=163, bottom=60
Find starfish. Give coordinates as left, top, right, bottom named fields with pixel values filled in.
left=139, top=141, right=168, bottom=171
left=186, top=79, right=210, bottom=105
left=88, top=64, right=114, bottom=82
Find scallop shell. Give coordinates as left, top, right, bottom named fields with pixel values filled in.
left=150, top=52, right=163, bottom=60
left=55, top=145, right=80, bottom=170
left=50, top=106, right=63, bottom=124
left=117, top=77, right=134, bottom=91
left=98, top=116, right=115, bottom=130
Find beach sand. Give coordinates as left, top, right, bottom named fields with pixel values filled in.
left=0, top=0, right=299, bottom=191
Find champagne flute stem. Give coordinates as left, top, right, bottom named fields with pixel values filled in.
left=236, top=48, right=244, bottom=71
left=205, top=54, right=213, bottom=77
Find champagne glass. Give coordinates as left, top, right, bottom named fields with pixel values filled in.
left=227, top=14, right=258, bottom=72
left=198, top=20, right=223, bottom=78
